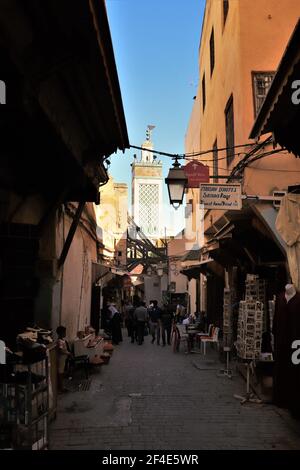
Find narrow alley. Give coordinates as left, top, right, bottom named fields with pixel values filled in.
left=49, top=334, right=300, bottom=450
left=2, top=0, right=300, bottom=458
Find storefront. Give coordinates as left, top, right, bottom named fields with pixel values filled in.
left=249, top=18, right=300, bottom=414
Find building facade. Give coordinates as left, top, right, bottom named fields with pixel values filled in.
left=184, top=0, right=300, bottom=328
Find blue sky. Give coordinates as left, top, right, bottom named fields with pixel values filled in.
left=106, top=0, right=205, bottom=235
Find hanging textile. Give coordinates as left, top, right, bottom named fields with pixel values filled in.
left=275, top=194, right=300, bottom=289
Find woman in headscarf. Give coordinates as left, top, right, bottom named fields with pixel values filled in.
left=108, top=301, right=123, bottom=345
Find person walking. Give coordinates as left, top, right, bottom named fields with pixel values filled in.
left=108, top=302, right=123, bottom=345
left=161, top=304, right=174, bottom=346
left=124, top=300, right=134, bottom=337
left=148, top=300, right=161, bottom=345
left=128, top=303, right=138, bottom=344
left=134, top=301, right=149, bottom=345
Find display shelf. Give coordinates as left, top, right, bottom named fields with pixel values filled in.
left=0, top=356, right=49, bottom=449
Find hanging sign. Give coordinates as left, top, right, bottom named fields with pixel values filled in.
left=183, top=161, right=209, bottom=188
left=200, top=183, right=242, bottom=210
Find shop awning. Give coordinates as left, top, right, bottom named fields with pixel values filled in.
left=92, top=263, right=111, bottom=284
left=201, top=202, right=286, bottom=270
left=249, top=19, right=300, bottom=156
left=249, top=203, right=287, bottom=254
left=181, top=247, right=201, bottom=263
left=111, top=267, right=129, bottom=276
left=181, top=257, right=224, bottom=280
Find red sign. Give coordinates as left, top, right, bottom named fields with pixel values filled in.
left=183, top=161, right=209, bottom=188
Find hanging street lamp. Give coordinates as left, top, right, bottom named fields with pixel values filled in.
left=165, top=157, right=188, bottom=209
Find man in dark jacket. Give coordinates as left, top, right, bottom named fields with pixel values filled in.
left=148, top=300, right=162, bottom=345
left=161, top=304, right=174, bottom=346
left=134, top=301, right=149, bottom=345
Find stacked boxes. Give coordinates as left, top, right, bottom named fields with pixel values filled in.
left=245, top=274, right=267, bottom=329
left=236, top=275, right=264, bottom=360
left=223, top=288, right=233, bottom=347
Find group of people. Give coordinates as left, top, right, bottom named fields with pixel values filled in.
left=124, top=300, right=175, bottom=346
left=103, top=298, right=201, bottom=348
left=55, top=300, right=200, bottom=391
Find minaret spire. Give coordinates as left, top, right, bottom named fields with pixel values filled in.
left=141, top=125, right=155, bottom=163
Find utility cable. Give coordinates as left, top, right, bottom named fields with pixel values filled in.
left=130, top=142, right=260, bottom=161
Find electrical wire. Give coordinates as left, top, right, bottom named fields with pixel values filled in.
left=131, top=136, right=290, bottom=180
left=130, top=142, right=258, bottom=161
left=184, top=142, right=255, bottom=157
left=185, top=151, right=249, bottom=163
left=233, top=148, right=285, bottom=176
left=248, top=166, right=300, bottom=172
left=228, top=136, right=274, bottom=180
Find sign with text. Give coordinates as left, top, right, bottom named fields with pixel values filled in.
left=184, top=161, right=209, bottom=188
left=200, top=183, right=242, bottom=210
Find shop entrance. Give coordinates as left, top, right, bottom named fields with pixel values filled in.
left=206, top=274, right=224, bottom=328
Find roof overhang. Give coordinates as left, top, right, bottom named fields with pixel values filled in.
left=181, top=257, right=224, bottom=280
left=0, top=0, right=129, bottom=201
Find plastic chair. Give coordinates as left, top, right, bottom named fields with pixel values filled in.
left=196, top=323, right=214, bottom=348
left=200, top=327, right=220, bottom=355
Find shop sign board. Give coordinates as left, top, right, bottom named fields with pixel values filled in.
left=183, top=161, right=209, bottom=188
left=200, top=183, right=242, bottom=210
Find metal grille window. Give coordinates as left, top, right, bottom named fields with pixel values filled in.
left=252, top=72, right=275, bottom=116
left=138, top=183, right=159, bottom=236
left=225, top=95, right=234, bottom=166
left=223, top=0, right=229, bottom=25
left=202, top=74, right=206, bottom=111
left=213, top=139, right=218, bottom=182
left=210, top=28, right=215, bottom=76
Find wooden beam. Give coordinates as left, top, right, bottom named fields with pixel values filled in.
left=58, top=202, right=85, bottom=269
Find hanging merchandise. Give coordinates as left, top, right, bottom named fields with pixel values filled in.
left=237, top=300, right=263, bottom=360
left=223, top=288, right=234, bottom=348
left=236, top=275, right=264, bottom=360
left=275, top=193, right=300, bottom=290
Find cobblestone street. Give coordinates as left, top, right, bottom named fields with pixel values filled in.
left=49, top=332, right=300, bottom=450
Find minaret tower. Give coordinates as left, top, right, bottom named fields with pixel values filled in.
left=131, top=126, right=163, bottom=239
